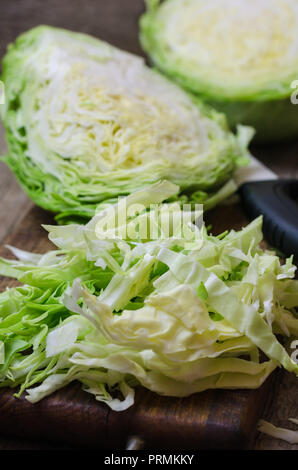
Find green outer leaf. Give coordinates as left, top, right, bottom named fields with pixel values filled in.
left=139, top=0, right=298, bottom=142
left=0, top=186, right=297, bottom=410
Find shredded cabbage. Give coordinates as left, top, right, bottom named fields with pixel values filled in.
left=0, top=26, right=251, bottom=223
left=140, top=0, right=298, bottom=142
left=0, top=181, right=297, bottom=410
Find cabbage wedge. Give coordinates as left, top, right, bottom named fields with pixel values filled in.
left=1, top=26, right=251, bottom=223
left=0, top=181, right=297, bottom=410
left=140, top=0, right=298, bottom=142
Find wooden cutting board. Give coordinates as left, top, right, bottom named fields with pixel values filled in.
left=0, top=203, right=274, bottom=450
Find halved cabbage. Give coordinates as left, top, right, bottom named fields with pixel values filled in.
left=0, top=182, right=297, bottom=410
left=140, top=0, right=298, bottom=142
left=0, top=25, right=251, bottom=223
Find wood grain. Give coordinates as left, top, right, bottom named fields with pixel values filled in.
left=0, top=0, right=297, bottom=450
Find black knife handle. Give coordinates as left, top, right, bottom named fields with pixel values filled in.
left=239, top=179, right=298, bottom=258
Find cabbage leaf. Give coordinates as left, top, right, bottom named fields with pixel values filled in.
left=0, top=182, right=297, bottom=410
left=140, top=0, right=298, bottom=142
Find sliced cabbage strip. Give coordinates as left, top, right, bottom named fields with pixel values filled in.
left=0, top=182, right=297, bottom=410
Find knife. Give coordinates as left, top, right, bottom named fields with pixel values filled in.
left=235, top=156, right=298, bottom=258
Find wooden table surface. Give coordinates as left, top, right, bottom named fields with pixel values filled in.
left=0, top=0, right=297, bottom=451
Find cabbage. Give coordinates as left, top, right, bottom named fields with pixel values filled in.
left=0, top=181, right=297, bottom=410
left=140, top=0, right=298, bottom=142
left=258, top=419, right=298, bottom=444
left=0, top=25, right=251, bottom=223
